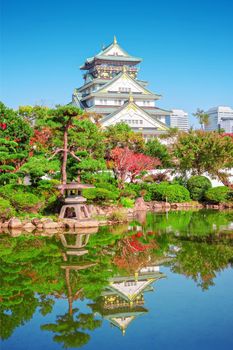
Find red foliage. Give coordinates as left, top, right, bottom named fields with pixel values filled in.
left=0, top=123, right=7, bottom=130
left=221, top=133, right=233, bottom=140
left=30, top=127, right=52, bottom=151
left=128, top=236, right=149, bottom=252
left=111, top=147, right=160, bottom=183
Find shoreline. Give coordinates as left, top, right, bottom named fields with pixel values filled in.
left=0, top=199, right=233, bottom=235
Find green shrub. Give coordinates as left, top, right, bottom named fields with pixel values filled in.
left=187, top=176, right=212, bottom=201
left=145, top=182, right=190, bottom=203
left=144, top=192, right=152, bottom=202
left=10, top=192, right=42, bottom=212
left=81, top=171, right=116, bottom=186
left=34, top=179, right=61, bottom=214
left=0, top=197, right=15, bottom=219
left=162, top=184, right=190, bottom=203
left=143, top=175, right=155, bottom=183
left=120, top=187, right=137, bottom=199
left=83, top=187, right=118, bottom=203
left=95, top=182, right=120, bottom=195
left=204, top=186, right=232, bottom=204
left=108, top=210, right=127, bottom=222
left=36, top=179, right=60, bottom=191
left=120, top=197, right=135, bottom=208
left=0, top=184, right=43, bottom=212
left=172, top=176, right=188, bottom=187
left=125, top=183, right=149, bottom=197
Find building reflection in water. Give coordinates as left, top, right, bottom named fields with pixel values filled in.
left=90, top=265, right=165, bottom=335
left=58, top=226, right=167, bottom=335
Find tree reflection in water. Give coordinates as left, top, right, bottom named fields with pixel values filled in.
left=0, top=209, right=233, bottom=347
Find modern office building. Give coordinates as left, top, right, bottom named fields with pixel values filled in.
left=165, top=109, right=189, bottom=131
left=204, top=106, right=233, bottom=132
left=72, top=36, right=171, bottom=139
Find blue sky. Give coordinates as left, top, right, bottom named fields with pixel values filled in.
left=1, top=0, right=233, bottom=127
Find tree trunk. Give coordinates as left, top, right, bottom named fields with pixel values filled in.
left=65, top=268, right=73, bottom=316
left=217, top=172, right=233, bottom=188
left=77, top=170, right=81, bottom=183
left=62, top=127, right=68, bottom=185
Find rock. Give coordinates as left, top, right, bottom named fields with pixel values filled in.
left=9, top=229, right=22, bottom=237
left=163, top=202, right=171, bottom=209
left=22, top=220, right=31, bottom=225
left=41, top=229, right=57, bottom=236
left=57, top=222, right=66, bottom=229
left=134, top=197, right=148, bottom=211
left=31, top=218, right=41, bottom=226
left=8, top=218, right=22, bottom=229
left=43, top=222, right=58, bottom=229
left=40, top=218, right=53, bottom=223
left=153, top=202, right=163, bottom=208
left=96, top=207, right=105, bottom=215
left=2, top=221, right=9, bottom=229
left=23, top=222, right=36, bottom=230
left=74, top=220, right=99, bottom=228
left=205, top=204, right=219, bottom=209
left=36, top=223, right=43, bottom=229
left=98, top=220, right=108, bottom=226
left=171, top=203, right=178, bottom=209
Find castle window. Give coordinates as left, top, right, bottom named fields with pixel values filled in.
left=119, top=87, right=131, bottom=93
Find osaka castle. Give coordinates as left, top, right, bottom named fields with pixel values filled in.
left=72, top=36, right=170, bottom=139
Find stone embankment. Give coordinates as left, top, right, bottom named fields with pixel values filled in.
left=0, top=217, right=99, bottom=232
left=0, top=198, right=232, bottom=234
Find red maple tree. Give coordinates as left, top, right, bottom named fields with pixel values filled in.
left=111, top=147, right=160, bottom=186
left=29, top=127, right=53, bottom=155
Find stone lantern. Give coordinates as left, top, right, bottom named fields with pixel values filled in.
left=57, top=182, right=94, bottom=220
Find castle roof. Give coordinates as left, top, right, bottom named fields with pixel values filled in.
left=80, top=36, right=142, bottom=69
left=85, top=105, right=171, bottom=116
left=104, top=271, right=165, bottom=302
left=95, top=69, right=159, bottom=96
left=100, top=97, right=169, bottom=131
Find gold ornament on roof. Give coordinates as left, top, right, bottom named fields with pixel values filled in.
left=113, top=35, right=117, bottom=44
left=129, top=92, right=134, bottom=103
left=122, top=65, right=127, bottom=73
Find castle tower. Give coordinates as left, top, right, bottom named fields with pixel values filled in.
left=72, top=37, right=171, bottom=139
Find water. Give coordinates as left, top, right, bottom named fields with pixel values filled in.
left=0, top=209, right=233, bottom=350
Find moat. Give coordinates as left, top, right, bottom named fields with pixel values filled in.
left=1, top=209, right=233, bottom=350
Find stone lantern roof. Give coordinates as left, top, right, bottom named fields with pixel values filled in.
left=57, top=182, right=94, bottom=191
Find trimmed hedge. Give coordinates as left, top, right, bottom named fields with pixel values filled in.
left=204, top=186, right=231, bottom=204
left=187, top=176, right=212, bottom=201
left=144, top=182, right=191, bottom=203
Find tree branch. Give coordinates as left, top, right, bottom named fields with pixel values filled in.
left=48, top=148, right=64, bottom=160
left=69, top=151, right=81, bottom=162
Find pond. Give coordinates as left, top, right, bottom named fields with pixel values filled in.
left=0, top=209, right=233, bottom=350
